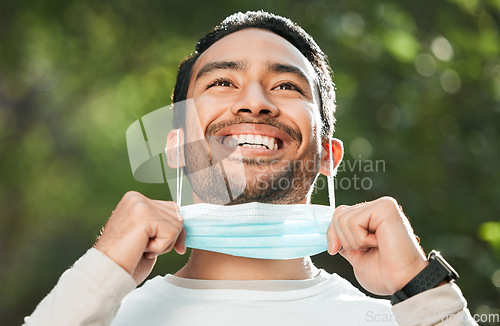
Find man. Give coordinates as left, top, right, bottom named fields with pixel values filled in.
left=25, top=11, right=477, bottom=325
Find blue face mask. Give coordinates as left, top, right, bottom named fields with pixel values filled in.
left=181, top=202, right=334, bottom=260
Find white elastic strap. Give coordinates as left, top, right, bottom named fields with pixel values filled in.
left=176, top=130, right=182, bottom=206
left=327, top=138, right=335, bottom=208
left=179, top=166, right=183, bottom=206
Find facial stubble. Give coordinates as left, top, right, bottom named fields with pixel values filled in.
left=183, top=136, right=321, bottom=205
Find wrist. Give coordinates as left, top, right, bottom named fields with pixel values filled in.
left=391, top=250, right=459, bottom=305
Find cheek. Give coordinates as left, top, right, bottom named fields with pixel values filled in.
left=279, top=101, right=321, bottom=141
left=300, top=106, right=322, bottom=143
left=191, top=95, right=233, bottom=130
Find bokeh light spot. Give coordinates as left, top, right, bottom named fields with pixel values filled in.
left=431, top=36, right=454, bottom=61
left=415, top=53, right=437, bottom=77
left=341, top=11, right=365, bottom=37
left=349, top=137, right=373, bottom=159
left=440, top=69, right=462, bottom=94
left=492, top=269, right=500, bottom=288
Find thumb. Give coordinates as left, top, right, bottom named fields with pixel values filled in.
left=132, top=255, right=157, bottom=285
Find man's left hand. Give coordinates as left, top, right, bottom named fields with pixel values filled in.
left=327, top=196, right=428, bottom=295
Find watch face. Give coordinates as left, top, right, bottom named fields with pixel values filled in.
left=428, top=249, right=440, bottom=260
left=431, top=251, right=459, bottom=280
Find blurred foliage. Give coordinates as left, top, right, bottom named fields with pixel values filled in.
left=1, top=0, right=499, bottom=324
left=480, top=221, right=500, bottom=256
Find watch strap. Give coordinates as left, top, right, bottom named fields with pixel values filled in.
left=391, top=250, right=459, bottom=305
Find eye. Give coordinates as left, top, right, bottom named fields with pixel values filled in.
left=207, top=78, right=234, bottom=89
left=273, top=82, right=303, bottom=93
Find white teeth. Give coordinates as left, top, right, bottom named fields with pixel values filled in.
left=246, top=134, right=255, bottom=145
left=226, top=134, right=280, bottom=150
left=238, top=135, right=245, bottom=145
left=267, top=137, right=275, bottom=150
left=254, top=135, right=262, bottom=147
left=241, top=143, right=262, bottom=148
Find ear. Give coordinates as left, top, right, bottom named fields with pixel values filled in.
left=318, top=138, right=344, bottom=177
left=166, top=129, right=186, bottom=168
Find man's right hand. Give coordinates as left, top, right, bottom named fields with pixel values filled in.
left=94, top=191, right=186, bottom=285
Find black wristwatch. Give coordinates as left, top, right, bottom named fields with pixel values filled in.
left=391, top=250, right=459, bottom=305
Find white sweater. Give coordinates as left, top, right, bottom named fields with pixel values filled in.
left=24, top=249, right=477, bottom=326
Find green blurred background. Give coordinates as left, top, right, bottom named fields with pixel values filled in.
left=1, top=0, right=499, bottom=324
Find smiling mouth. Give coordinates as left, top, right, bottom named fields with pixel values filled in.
left=220, top=134, right=283, bottom=150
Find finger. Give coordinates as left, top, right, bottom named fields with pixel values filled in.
left=174, top=227, right=187, bottom=255
left=333, top=216, right=356, bottom=249
left=352, top=198, right=404, bottom=249
left=336, top=202, right=379, bottom=249
left=326, top=221, right=342, bottom=255
left=332, top=205, right=360, bottom=249
left=328, top=205, right=353, bottom=253
left=344, top=214, right=379, bottom=249
left=144, top=220, right=183, bottom=256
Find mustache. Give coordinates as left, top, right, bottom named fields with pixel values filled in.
left=205, top=117, right=302, bottom=144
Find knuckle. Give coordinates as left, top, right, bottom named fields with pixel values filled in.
left=378, top=196, right=397, bottom=206
left=332, top=205, right=349, bottom=221
left=166, top=202, right=181, bottom=218
left=129, top=201, right=151, bottom=217
left=164, top=207, right=183, bottom=225
left=173, top=211, right=184, bottom=224
left=378, top=196, right=399, bottom=211
left=356, top=235, right=368, bottom=248
left=122, top=191, right=143, bottom=203
left=377, top=196, right=405, bottom=222
left=337, top=215, right=350, bottom=228
left=163, top=201, right=182, bottom=214
left=173, top=216, right=184, bottom=228
left=336, top=205, right=349, bottom=211
left=121, top=192, right=155, bottom=217
left=164, top=201, right=178, bottom=208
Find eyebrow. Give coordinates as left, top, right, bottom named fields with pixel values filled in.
left=195, top=60, right=248, bottom=81
left=265, top=62, right=312, bottom=87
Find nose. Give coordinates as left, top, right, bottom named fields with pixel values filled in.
left=231, top=82, right=279, bottom=117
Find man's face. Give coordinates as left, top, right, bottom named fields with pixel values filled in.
left=182, top=28, right=325, bottom=205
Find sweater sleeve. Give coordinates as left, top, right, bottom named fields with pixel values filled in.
left=23, top=248, right=136, bottom=326
left=391, top=282, right=478, bottom=325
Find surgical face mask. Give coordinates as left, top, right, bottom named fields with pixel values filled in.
left=181, top=202, right=334, bottom=259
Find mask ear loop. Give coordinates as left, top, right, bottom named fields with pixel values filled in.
left=327, top=137, right=335, bottom=209
left=176, top=130, right=183, bottom=207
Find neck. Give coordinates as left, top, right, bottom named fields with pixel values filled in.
left=175, top=249, right=319, bottom=280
